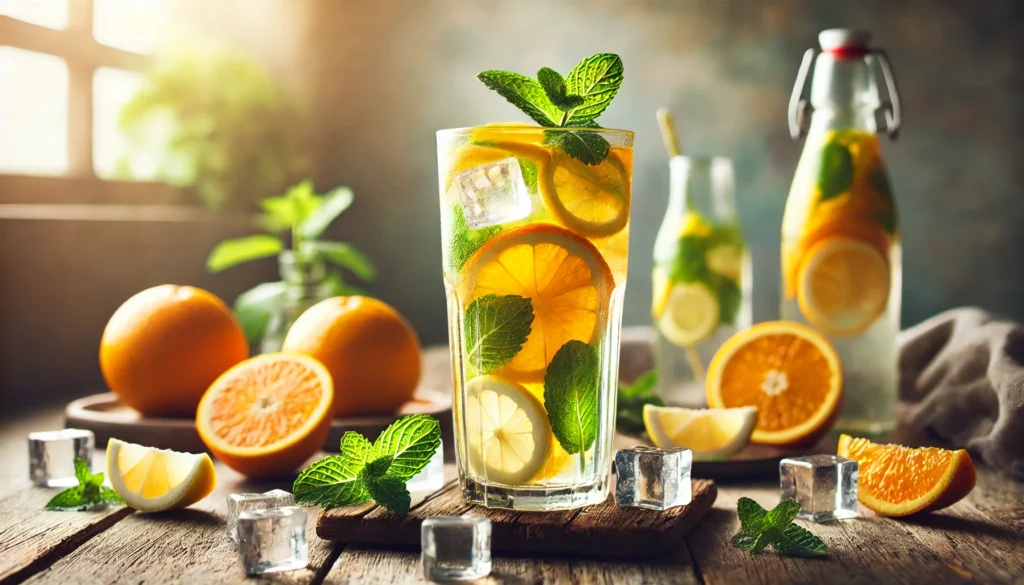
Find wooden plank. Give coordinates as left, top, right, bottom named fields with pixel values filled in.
left=686, top=468, right=1024, bottom=585
left=319, top=467, right=717, bottom=558
left=323, top=541, right=699, bottom=584
left=20, top=459, right=339, bottom=585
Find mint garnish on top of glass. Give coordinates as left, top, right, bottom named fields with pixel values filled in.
left=477, top=53, right=624, bottom=165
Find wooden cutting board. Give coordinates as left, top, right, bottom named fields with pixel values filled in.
left=317, top=466, right=717, bottom=558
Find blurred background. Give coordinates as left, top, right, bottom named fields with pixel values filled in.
left=1, top=0, right=1022, bottom=412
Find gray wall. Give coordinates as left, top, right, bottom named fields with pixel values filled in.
left=2, top=0, right=1022, bottom=410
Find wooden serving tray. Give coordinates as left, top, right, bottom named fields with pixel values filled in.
left=65, top=388, right=453, bottom=454
left=317, top=466, right=717, bottom=558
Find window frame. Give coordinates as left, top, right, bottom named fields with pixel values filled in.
left=0, top=1, right=192, bottom=207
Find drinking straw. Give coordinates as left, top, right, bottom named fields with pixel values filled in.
left=655, top=107, right=707, bottom=381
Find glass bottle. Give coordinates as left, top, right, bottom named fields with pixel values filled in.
left=782, top=29, right=902, bottom=435
left=653, top=156, right=752, bottom=407
left=260, top=251, right=330, bottom=353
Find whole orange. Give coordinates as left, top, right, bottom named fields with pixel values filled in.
left=282, top=296, right=421, bottom=417
left=100, top=285, right=249, bottom=417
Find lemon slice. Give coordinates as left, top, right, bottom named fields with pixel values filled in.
left=107, top=439, right=217, bottom=512
left=643, top=404, right=757, bottom=460
left=538, top=149, right=631, bottom=238
left=657, top=282, right=719, bottom=348
left=464, top=375, right=552, bottom=484
left=797, top=236, right=890, bottom=336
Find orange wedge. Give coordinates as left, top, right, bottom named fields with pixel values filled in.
left=462, top=223, right=614, bottom=383
left=838, top=434, right=977, bottom=516
left=196, top=353, right=334, bottom=478
left=706, top=321, right=842, bottom=446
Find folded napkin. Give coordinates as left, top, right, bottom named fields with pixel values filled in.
left=899, top=307, right=1024, bottom=481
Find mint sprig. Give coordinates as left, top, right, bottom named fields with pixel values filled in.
left=45, top=457, right=123, bottom=511
left=293, top=415, right=441, bottom=514
left=544, top=340, right=600, bottom=472
left=477, top=53, right=623, bottom=165
left=464, top=294, right=534, bottom=375
left=732, top=498, right=828, bottom=558
left=617, top=369, right=665, bottom=437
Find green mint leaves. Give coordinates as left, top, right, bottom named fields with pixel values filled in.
left=670, top=217, right=745, bottom=327
left=732, top=498, right=827, bottom=558
left=477, top=53, right=623, bottom=165
left=817, top=140, right=854, bottom=202
left=293, top=415, right=441, bottom=514
left=464, top=294, right=534, bottom=375
left=45, top=458, right=123, bottom=511
left=544, top=340, right=600, bottom=469
left=617, top=369, right=665, bottom=437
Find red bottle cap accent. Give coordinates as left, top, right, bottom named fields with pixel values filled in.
left=818, top=29, right=871, bottom=58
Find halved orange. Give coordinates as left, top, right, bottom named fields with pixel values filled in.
left=462, top=223, right=614, bottom=382
left=539, top=148, right=631, bottom=238
left=838, top=434, right=977, bottom=516
left=196, top=353, right=334, bottom=478
left=706, top=321, right=842, bottom=446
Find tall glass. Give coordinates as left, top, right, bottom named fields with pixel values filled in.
left=436, top=125, right=633, bottom=510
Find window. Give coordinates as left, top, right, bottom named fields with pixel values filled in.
left=0, top=0, right=169, bottom=184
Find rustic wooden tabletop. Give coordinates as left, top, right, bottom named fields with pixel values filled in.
left=1, top=405, right=1021, bottom=585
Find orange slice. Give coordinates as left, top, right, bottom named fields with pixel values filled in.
left=838, top=434, right=977, bottom=516
left=797, top=237, right=891, bottom=336
left=706, top=321, right=842, bottom=446
left=196, top=353, right=334, bottom=478
left=538, top=149, right=631, bottom=238
left=462, top=224, right=614, bottom=382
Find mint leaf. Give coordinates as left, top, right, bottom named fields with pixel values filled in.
left=620, top=370, right=659, bottom=399
left=732, top=498, right=827, bottom=558
left=519, top=158, right=539, bottom=194
left=364, top=475, right=411, bottom=515
left=99, top=487, right=123, bottom=505
left=464, top=294, right=534, bottom=375
left=342, top=431, right=376, bottom=465
left=564, top=53, right=624, bottom=126
left=537, top=67, right=584, bottom=112
left=233, top=281, right=287, bottom=344
left=360, top=455, right=393, bottom=480
left=544, top=130, right=611, bottom=166
left=764, top=498, right=801, bottom=528
left=46, top=458, right=121, bottom=511
left=298, top=186, right=353, bottom=239
left=868, top=166, right=897, bottom=235
left=731, top=532, right=759, bottom=551
left=771, top=523, right=828, bottom=557
left=736, top=497, right=769, bottom=533
left=617, top=369, right=664, bottom=437
left=817, top=141, right=853, bottom=202
left=305, top=241, right=376, bottom=281
left=206, top=235, right=283, bottom=272
left=293, top=452, right=371, bottom=508
left=707, top=272, right=741, bottom=326
left=46, top=486, right=90, bottom=511
left=671, top=235, right=710, bottom=283
left=74, top=458, right=91, bottom=485
left=372, top=414, right=441, bottom=481
left=544, top=340, right=599, bottom=456
left=476, top=71, right=560, bottom=126
left=448, top=203, right=501, bottom=271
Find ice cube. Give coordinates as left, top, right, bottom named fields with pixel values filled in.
left=28, top=429, right=94, bottom=488
left=226, top=489, right=295, bottom=543
left=237, top=506, right=308, bottom=576
left=455, top=157, right=531, bottom=229
left=421, top=515, right=492, bottom=581
left=779, top=454, right=859, bottom=522
left=407, top=439, right=445, bottom=495
left=615, top=446, right=693, bottom=510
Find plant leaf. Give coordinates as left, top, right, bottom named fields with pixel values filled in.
left=322, top=270, right=369, bottom=297
left=207, top=235, right=283, bottom=272
left=464, top=294, right=534, bottom=375
left=537, top=67, right=584, bottom=111
left=46, top=486, right=90, bottom=511
left=544, top=130, right=610, bottom=166
left=476, top=71, right=561, bottom=126
left=448, top=204, right=502, bottom=271
left=564, top=53, right=624, bottom=126
left=74, top=458, right=91, bottom=485
left=736, top=497, right=769, bottom=534
left=361, top=455, right=394, bottom=479
left=707, top=271, right=741, bottom=326
left=233, top=280, right=287, bottom=344
left=99, top=487, right=124, bottom=505
left=769, top=523, right=828, bottom=557
left=518, top=158, right=539, bottom=194
left=305, top=241, right=376, bottom=281
left=372, top=415, right=442, bottom=481
left=621, top=370, right=659, bottom=399
left=765, top=499, right=802, bottom=529
left=298, top=186, right=354, bottom=239
left=731, top=531, right=759, bottom=551
left=817, top=141, right=854, bottom=201
left=364, top=475, right=411, bottom=515
left=292, top=454, right=371, bottom=508
left=544, top=340, right=600, bottom=455
left=341, top=431, right=375, bottom=465
left=260, top=181, right=322, bottom=231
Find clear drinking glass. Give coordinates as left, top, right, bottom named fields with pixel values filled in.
left=436, top=125, right=633, bottom=510
left=652, top=156, right=751, bottom=407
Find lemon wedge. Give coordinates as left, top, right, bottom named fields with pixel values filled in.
left=656, top=282, right=719, bottom=348
left=464, top=375, right=552, bottom=484
left=643, top=404, right=757, bottom=460
left=106, top=439, right=217, bottom=512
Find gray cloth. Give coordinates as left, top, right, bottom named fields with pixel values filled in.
left=899, top=307, right=1024, bottom=481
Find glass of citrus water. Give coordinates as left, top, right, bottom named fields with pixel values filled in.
left=437, top=124, right=633, bottom=510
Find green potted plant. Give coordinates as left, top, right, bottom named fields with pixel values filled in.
left=207, top=180, right=376, bottom=352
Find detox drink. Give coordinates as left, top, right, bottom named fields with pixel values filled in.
left=652, top=156, right=751, bottom=407
left=782, top=29, right=902, bottom=435
left=437, top=125, right=632, bottom=510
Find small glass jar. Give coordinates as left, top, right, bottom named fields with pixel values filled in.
left=652, top=156, right=752, bottom=406
left=260, top=251, right=330, bottom=353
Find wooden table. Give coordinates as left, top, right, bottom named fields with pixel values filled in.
left=1, top=406, right=1021, bottom=585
